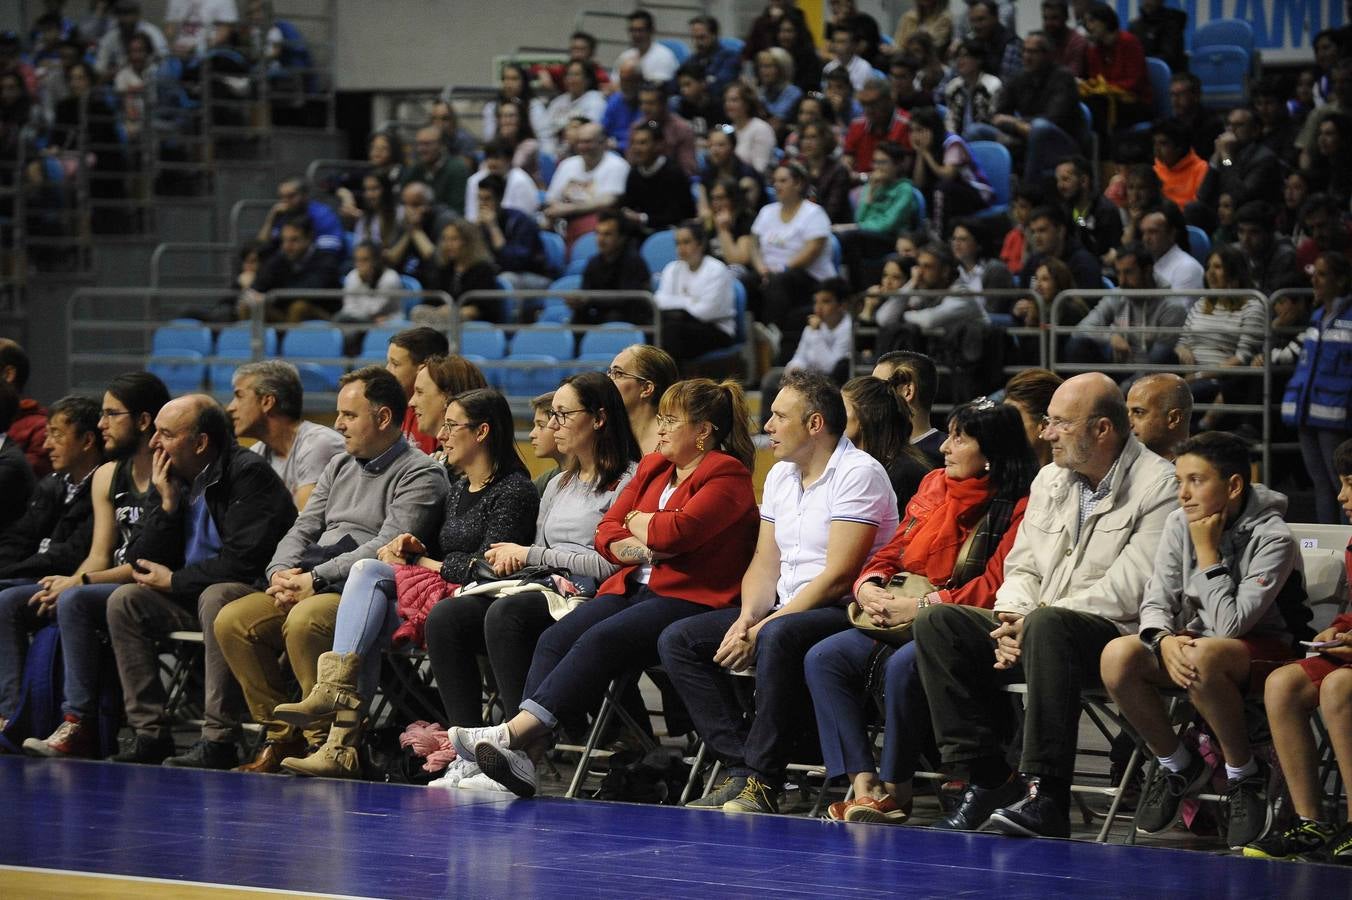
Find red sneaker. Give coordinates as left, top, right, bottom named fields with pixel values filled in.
left=22, top=715, right=97, bottom=758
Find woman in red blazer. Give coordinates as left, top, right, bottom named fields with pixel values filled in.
left=453, top=378, right=760, bottom=797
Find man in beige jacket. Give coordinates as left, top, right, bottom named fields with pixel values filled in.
left=914, top=373, right=1177, bottom=838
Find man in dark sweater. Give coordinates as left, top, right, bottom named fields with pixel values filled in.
left=621, top=120, right=696, bottom=237
left=245, top=216, right=342, bottom=322
left=1019, top=204, right=1103, bottom=291
left=976, top=31, right=1083, bottom=181
left=578, top=210, right=653, bottom=326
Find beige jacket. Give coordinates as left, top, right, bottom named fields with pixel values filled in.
left=994, top=436, right=1177, bottom=633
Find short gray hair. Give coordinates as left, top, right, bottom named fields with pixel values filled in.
left=234, top=360, right=303, bottom=420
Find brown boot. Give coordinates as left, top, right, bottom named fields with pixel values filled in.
left=271, top=651, right=363, bottom=729
left=235, top=735, right=308, bottom=774
left=280, top=716, right=364, bottom=779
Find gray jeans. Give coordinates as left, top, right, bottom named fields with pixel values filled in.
left=106, top=584, right=196, bottom=739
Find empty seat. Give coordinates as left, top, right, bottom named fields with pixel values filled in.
left=565, top=232, right=599, bottom=275
left=459, top=321, right=507, bottom=359
left=358, top=324, right=404, bottom=363
left=640, top=229, right=678, bottom=274
left=1190, top=45, right=1250, bottom=109
left=510, top=323, right=574, bottom=359
left=148, top=353, right=206, bottom=392
left=149, top=321, right=212, bottom=393
left=502, top=353, right=564, bottom=396
left=1191, top=18, right=1254, bottom=54
left=538, top=274, right=579, bottom=324
left=282, top=322, right=345, bottom=391
left=579, top=323, right=644, bottom=360
left=211, top=324, right=278, bottom=391
left=968, top=140, right=1012, bottom=219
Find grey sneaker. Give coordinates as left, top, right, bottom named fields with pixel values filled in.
left=1223, top=760, right=1272, bottom=850
left=685, top=775, right=748, bottom=809
left=1135, top=753, right=1214, bottom=835
left=475, top=740, right=537, bottom=798
left=722, top=775, right=781, bottom=814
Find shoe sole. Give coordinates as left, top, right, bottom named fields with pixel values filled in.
left=21, top=739, right=78, bottom=759
left=844, top=807, right=908, bottom=825
left=1135, top=763, right=1216, bottom=836
left=475, top=742, right=535, bottom=798
left=451, top=727, right=503, bottom=761
left=987, top=810, right=1068, bottom=839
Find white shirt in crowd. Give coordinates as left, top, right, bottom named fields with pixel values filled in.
left=546, top=151, right=631, bottom=208
left=544, top=90, right=607, bottom=148
left=1152, top=243, right=1205, bottom=294
left=339, top=267, right=403, bottom=321
left=822, top=55, right=874, bottom=92
left=615, top=43, right=679, bottom=84
left=735, top=117, right=777, bottom=174
left=464, top=167, right=541, bottom=222
left=653, top=256, right=737, bottom=336
left=785, top=312, right=853, bottom=375
left=165, top=0, right=238, bottom=55
left=751, top=200, right=837, bottom=281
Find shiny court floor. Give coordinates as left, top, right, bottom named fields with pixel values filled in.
left=0, top=755, right=1340, bottom=899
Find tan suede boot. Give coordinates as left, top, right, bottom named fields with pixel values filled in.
left=280, top=715, right=364, bottom=779
left=272, top=651, right=362, bottom=729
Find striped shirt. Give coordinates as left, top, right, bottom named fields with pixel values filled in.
left=1176, top=297, right=1267, bottom=367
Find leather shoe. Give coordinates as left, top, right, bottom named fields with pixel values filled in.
left=235, top=736, right=307, bottom=774
left=931, top=775, right=1025, bottom=831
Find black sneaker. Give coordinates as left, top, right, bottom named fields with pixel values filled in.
left=988, top=777, right=1071, bottom=839
left=1222, top=760, right=1272, bottom=850
left=163, top=738, right=240, bottom=770
left=1135, top=754, right=1214, bottom=835
left=932, top=776, right=1025, bottom=831
left=1301, top=822, right=1352, bottom=865
left=109, top=733, right=175, bottom=765
left=1244, top=818, right=1338, bottom=860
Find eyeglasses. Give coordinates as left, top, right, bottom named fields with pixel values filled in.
left=606, top=366, right=651, bottom=384
left=655, top=414, right=688, bottom=430
left=438, top=419, right=474, bottom=434
left=99, top=409, right=133, bottom=420
left=1040, top=414, right=1099, bottom=433
left=548, top=407, right=588, bottom=425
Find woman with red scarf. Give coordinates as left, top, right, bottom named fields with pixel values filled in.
left=804, top=399, right=1038, bottom=824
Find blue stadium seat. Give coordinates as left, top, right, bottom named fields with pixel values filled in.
left=539, top=230, right=566, bottom=277
left=566, top=232, right=599, bottom=275
left=720, top=37, right=745, bottom=55
left=210, top=324, right=278, bottom=392
left=538, top=152, right=557, bottom=188
left=359, top=324, right=404, bottom=364
left=640, top=229, right=678, bottom=274
left=538, top=274, right=579, bottom=324
left=1190, top=45, right=1250, bottom=109
left=148, top=353, right=206, bottom=393
left=459, top=321, right=507, bottom=359
left=149, top=322, right=212, bottom=393
left=829, top=233, right=842, bottom=268
left=968, top=140, right=1011, bottom=219
left=502, top=352, right=563, bottom=396
left=1145, top=57, right=1171, bottom=119
left=579, top=323, right=643, bottom=359
left=293, top=362, right=340, bottom=394
left=282, top=322, right=345, bottom=390
left=510, top=323, right=573, bottom=359
left=658, top=38, right=691, bottom=64
left=1186, top=226, right=1211, bottom=265
left=1191, top=18, right=1254, bottom=55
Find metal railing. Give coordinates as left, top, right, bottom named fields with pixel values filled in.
left=149, top=242, right=238, bottom=289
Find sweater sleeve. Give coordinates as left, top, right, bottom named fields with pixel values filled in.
left=1190, top=529, right=1298, bottom=638
left=1232, top=298, right=1267, bottom=365
left=439, top=474, right=540, bottom=584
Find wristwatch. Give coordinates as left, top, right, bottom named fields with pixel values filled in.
left=310, top=571, right=330, bottom=594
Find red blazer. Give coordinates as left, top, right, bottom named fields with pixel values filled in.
left=594, top=450, right=758, bottom=607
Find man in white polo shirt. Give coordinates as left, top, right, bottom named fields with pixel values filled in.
left=659, top=369, right=899, bottom=815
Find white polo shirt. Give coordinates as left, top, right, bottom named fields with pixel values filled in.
left=760, top=436, right=899, bottom=609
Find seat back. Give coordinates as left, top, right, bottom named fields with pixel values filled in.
left=359, top=324, right=404, bottom=363
left=282, top=322, right=345, bottom=390
left=151, top=322, right=212, bottom=356
left=211, top=324, right=278, bottom=390
left=640, top=229, right=678, bottom=274
left=1144, top=57, right=1171, bottom=117
left=1185, top=225, right=1211, bottom=264
left=539, top=230, right=566, bottom=277
left=658, top=38, right=691, bottom=64
left=1190, top=45, right=1250, bottom=109
left=566, top=231, right=599, bottom=275
left=539, top=274, right=580, bottom=324
left=578, top=323, right=644, bottom=359
left=510, top=324, right=573, bottom=359
left=968, top=140, right=1011, bottom=207
left=459, top=321, right=507, bottom=359
left=1192, top=18, right=1254, bottom=54
left=1289, top=523, right=1352, bottom=631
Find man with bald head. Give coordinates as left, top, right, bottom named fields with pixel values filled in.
left=402, top=124, right=469, bottom=212
left=1127, top=373, right=1191, bottom=460
left=914, top=373, right=1177, bottom=838
left=102, top=394, right=295, bottom=765
left=544, top=121, right=631, bottom=243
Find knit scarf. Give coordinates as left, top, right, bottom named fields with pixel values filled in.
left=899, top=474, right=994, bottom=585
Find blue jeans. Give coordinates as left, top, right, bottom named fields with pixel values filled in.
left=965, top=118, right=1083, bottom=182
left=0, top=581, right=42, bottom=719
left=520, top=583, right=708, bottom=731
left=804, top=630, right=933, bottom=783
left=1300, top=426, right=1349, bottom=524
left=56, top=583, right=121, bottom=719
left=331, top=558, right=400, bottom=698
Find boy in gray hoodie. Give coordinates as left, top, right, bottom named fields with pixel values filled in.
left=1099, top=431, right=1302, bottom=851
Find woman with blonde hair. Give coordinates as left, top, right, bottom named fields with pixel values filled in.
left=755, top=47, right=802, bottom=136
left=412, top=218, right=501, bottom=324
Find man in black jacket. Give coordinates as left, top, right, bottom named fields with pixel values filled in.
left=577, top=210, right=652, bottom=326
left=103, top=395, right=295, bottom=765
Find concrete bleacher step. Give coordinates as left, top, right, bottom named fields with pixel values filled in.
left=152, top=198, right=220, bottom=246
left=91, top=238, right=161, bottom=288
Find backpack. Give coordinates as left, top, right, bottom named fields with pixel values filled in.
left=0, top=624, right=122, bottom=757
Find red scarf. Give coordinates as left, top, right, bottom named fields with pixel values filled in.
left=899, top=474, right=994, bottom=585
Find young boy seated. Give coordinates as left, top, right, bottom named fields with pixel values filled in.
left=1245, top=438, right=1352, bottom=863
left=1100, top=431, right=1302, bottom=850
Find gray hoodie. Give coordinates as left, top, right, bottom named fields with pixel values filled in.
left=1138, top=483, right=1300, bottom=641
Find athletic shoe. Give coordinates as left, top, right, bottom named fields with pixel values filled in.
left=1223, top=761, right=1272, bottom=850
left=686, top=775, right=748, bottom=809
left=457, top=771, right=510, bottom=792
left=449, top=723, right=509, bottom=760
left=988, top=778, right=1070, bottom=839
left=722, top=775, right=780, bottom=814
left=1300, top=822, right=1352, bottom=865
left=22, top=715, right=96, bottom=759
left=1135, top=754, right=1214, bottom=835
left=842, top=795, right=910, bottom=825
left=475, top=740, right=537, bottom=798
left=932, top=776, right=1024, bottom=831
left=427, top=756, right=481, bottom=789
left=1244, top=818, right=1338, bottom=860
left=163, top=738, right=240, bottom=770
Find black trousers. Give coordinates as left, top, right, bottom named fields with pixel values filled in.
left=424, top=592, right=496, bottom=727
left=660, top=310, right=736, bottom=366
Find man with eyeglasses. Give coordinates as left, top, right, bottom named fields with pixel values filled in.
left=1193, top=107, right=1281, bottom=232
left=842, top=77, right=912, bottom=176
left=613, top=9, right=678, bottom=86
left=973, top=30, right=1082, bottom=182
left=914, top=372, right=1176, bottom=839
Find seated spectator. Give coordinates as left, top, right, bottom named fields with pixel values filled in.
left=544, top=122, right=630, bottom=246
left=942, top=41, right=1003, bottom=139
left=606, top=344, right=678, bottom=454
left=255, top=175, right=344, bottom=258
left=349, top=172, right=399, bottom=249
left=875, top=242, right=983, bottom=338
left=916, top=373, right=1176, bottom=838
left=225, top=361, right=345, bottom=511
left=383, top=181, right=455, bottom=285
left=1235, top=201, right=1301, bottom=296
left=1176, top=246, right=1266, bottom=428
left=742, top=1, right=808, bottom=64
left=535, top=30, right=609, bottom=95
left=1128, top=0, right=1185, bottom=73
left=1065, top=242, right=1187, bottom=367
left=473, top=173, right=549, bottom=289
left=872, top=350, right=945, bottom=465
left=755, top=48, right=801, bottom=135
left=840, top=374, right=935, bottom=512
left=384, top=327, right=450, bottom=455
left=1009, top=255, right=1087, bottom=332
left=822, top=22, right=875, bottom=91
left=1165, top=72, right=1224, bottom=163
left=893, top=0, right=953, bottom=57
left=208, top=369, right=449, bottom=775
left=412, top=219, right=500, bottom=325
left=526, top=392, right=564, bottom=495
left=663, top=370, right=898, bottom=814
left=908, top=105, right=993, bottom=234
left=886, top=53, right=930, bottom=113
left=273, top=387, right=533, bottom=779
left=457, top=374, right=640, bottom=775
left=544, top=60, right=607, bottom=151
left=1081, top=3, right=1151, bottom=136
left=723, top=79, right=776, bottom=175
left=481, top=62, right=551, bottom=155
left=653, top=220, right=737, bottom=364
left=960, top=0, right=1022, bottom=83
left=602, top=61, right=643, bottom=153
left=1041, top=0, right=1086, bottom=76
left=697, top=126, right=765, bottom=226
left=999, top=184, right=1042, bottom=277
left=576, top=210, right=651, bottom=326
left=1252, top=76, right=1301, bottom=170
left=799, top=119, right=853, bottom=225
left=706, top=177, right=758, bottom=273
left=1055, top=155, right=1120, bottom=260
left=614, top=9, right=679, bottom=85
left=759, top=279, right=854, bottom=418
left=688, top=15, right=740, bottom=100
left=843, top=77, right=913, bottom=176
left=1301, top=112, right=1352, bottom=210
left=824, top=0, right=882, bottom=67
left=1002, top=367, right=1064, bottom=466
left=405, top=355, right=488, bottom=467
left=808, top=399, right=1035, bottom=825
left=1126, top=373, right=1192, bottom=461
left=1152, top=119, right=1209, bottom=211
left=465, top=141, right=538, bottom=223
left=1111, top=163, right=1163, bottom=261
left=621, top=121, right=696, bottom=235
left=164, top=0, right=237, bottom=57
left=673, top=60, right=724, bottom=141
left=458, top=379, right=760, bottom=799
left=837, top=142, right=920, bottom=290
left=1295, top=192, right=1352, bottom=275
left=949, top=218, right=1013, bottom=297
left=903, top=31, right=948, bottom=98
left=0, top=340, right=50, bottom=478
left=337, top=241, right=402, bottom=324
left=771, top=13, right=823, bottom=95
left=95, top=1, right=168, bottom=79
left=1019, top=204, right=1101, bottom=290
left=427, top=100, right=478, bottom=163
left=859, top=252, right=909, bottom=326
left=244, top=216, right=342, bottom=322
left=111, top=31, right=157, bottom=142
left=364, top=129, right=405, bottom=188
left=1101, top=431, right=1301, bottom=850
left=823, top=67, right=865, bottom=136
left=1141, top=204, right=1204, bottom=291
left=1249, top=438, right=1352, bottom=861
left=1295, top=58, right=1352, bottom=165
left=490, top=99, right=542, bottom=187
left=1194, top=108, right=1282, bottom=233
left=405, top=120, right=471, bottom=211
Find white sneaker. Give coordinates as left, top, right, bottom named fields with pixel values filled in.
left=427, top=756, right=480, bottom=789
left=475, top=741, right=537, bottom=798
left=457, top=770, right=510, bottom=792
left=448, top=723, right=509, bottom=760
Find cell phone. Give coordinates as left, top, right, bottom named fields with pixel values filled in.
left=1301, top=639, right=1342, bottom=649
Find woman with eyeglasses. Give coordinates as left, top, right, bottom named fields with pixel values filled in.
left=271, top=388, right=539, bottom=779
left=804, top=400, right=1037, bottom=824
left=420, top=373, right=644, bottom=790
left=607, top=344, right=679, bottom=454
left=453, top=378, right=760, bottom=798
left=408, top=355, right=489, bottom=464
left=653, top=220, right=738, bottom=364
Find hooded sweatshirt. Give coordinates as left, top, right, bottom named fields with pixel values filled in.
left=1138, top=483, right=1300, bottom=642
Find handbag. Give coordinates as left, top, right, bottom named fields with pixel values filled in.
left=846, top=571, right=937, bottom=647
left=457, top=563, right=590, bottom=621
